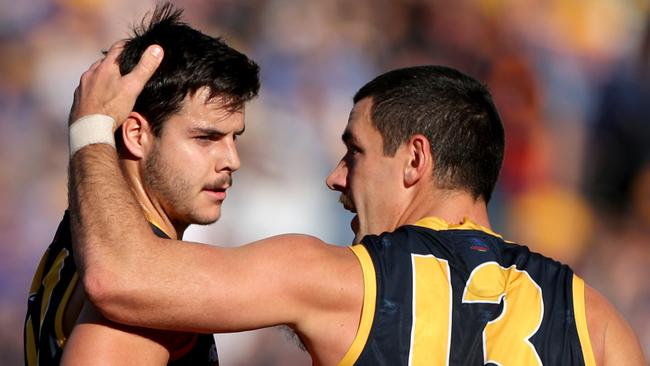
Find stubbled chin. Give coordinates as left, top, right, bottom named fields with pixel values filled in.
left=351, top=215, right=360, bottom=243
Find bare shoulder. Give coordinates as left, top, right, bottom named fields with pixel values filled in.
left=226, top=233, right=364, bottom=319
left=251, top=233, right=363, bottom=293
left=247, top=233, right=351, bottom=255
left=584, top=285, right=647, bottom=365
left=245, top=234, right=365, bottom=363
left=243, top=233, right=362, bottom=280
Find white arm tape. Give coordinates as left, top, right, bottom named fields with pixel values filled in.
left=69, top=114, right=116, bottom=157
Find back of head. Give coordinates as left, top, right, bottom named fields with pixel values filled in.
left=118, top=3, right=260, bottom=136
left=353, top=65, right=504, bottom=203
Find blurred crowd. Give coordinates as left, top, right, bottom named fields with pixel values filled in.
left=1, top=0, right=648, bottom=364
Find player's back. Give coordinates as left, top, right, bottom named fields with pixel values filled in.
left=345, top=217, right=596, bottom=365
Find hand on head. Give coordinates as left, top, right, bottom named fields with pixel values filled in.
left=69, top=41, right=163, bottom=130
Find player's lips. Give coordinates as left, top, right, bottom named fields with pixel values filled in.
left=203, top=175, right=232, bottom=201
left=203, top=188, right=227, bottom=200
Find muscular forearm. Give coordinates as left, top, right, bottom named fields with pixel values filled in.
left=69, top=144, right=158, bottom=321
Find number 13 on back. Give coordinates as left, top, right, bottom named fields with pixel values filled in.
left=410, top=256, right=543, bottom=365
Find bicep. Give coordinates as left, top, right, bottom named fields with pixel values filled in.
left=601, top=303, right=647, bottom=365
left=584, top=285, right=647, bottom=366
left=61, top=300, right=170, bottom=365
left=100, top=234, right=362, bottom=336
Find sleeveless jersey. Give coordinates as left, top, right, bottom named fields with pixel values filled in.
left=339, top=217, right=596, bottom=366
left=24, top=211, right=219, bottom=365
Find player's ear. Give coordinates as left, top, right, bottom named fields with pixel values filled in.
left=404, top=134, right=431, bottom=187
left=120, top=112, right=154, bottom=159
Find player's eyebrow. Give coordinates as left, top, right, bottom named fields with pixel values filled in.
left=341, top=129, right=359, bottom=147
left=342, top=130, right=352, bottom=144
left=189, top=127, right=223, bottom=136
left=189, top=126, right=245, bottom=136
left=235, top=125, right=246, bottom=136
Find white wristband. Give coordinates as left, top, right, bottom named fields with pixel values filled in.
left=69, top=114, right=116, bottom=157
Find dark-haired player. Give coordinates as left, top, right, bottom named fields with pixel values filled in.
left=24, top=3, right=259, bottom=365
left=66, top=40, right=646, bottom=364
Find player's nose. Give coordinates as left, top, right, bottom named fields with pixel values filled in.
left=221, top=137, right=240, bottom=173
left=326, top=159, right=347, bottom=192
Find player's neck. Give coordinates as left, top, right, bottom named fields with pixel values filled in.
left=402, top=188, right=491, bottom=230
left=137, top=196, right=185, bottom=240
left=119, top=161, right=185, bottom=240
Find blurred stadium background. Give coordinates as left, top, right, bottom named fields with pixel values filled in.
left=1, top=0, right=649, bottom=364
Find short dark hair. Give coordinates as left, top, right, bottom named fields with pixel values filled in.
left=118, top=3, right=260, bottom=136
left=353, top=65, right=504, bottom=202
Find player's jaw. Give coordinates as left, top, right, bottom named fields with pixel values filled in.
left=192, top=174, right=233, bottom=222
left=143, top=146, right=230, bottom=229
left=340, top=193, right=368, bottom=244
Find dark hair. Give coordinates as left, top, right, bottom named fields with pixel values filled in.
left=118, top=3, right=260, bottom=136
left=353, top=65, right=504, bottom=202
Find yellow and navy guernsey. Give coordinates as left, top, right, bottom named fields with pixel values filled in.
left=24, top=211, right=219, bottom=366
left=339, top=217, right=596, bottom=366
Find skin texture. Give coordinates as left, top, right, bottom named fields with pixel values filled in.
left=62, top=44, right=243, bottom=365
left=139, top=88, right=243, bottom=231
left=65, top=42, right=647, bottom=365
